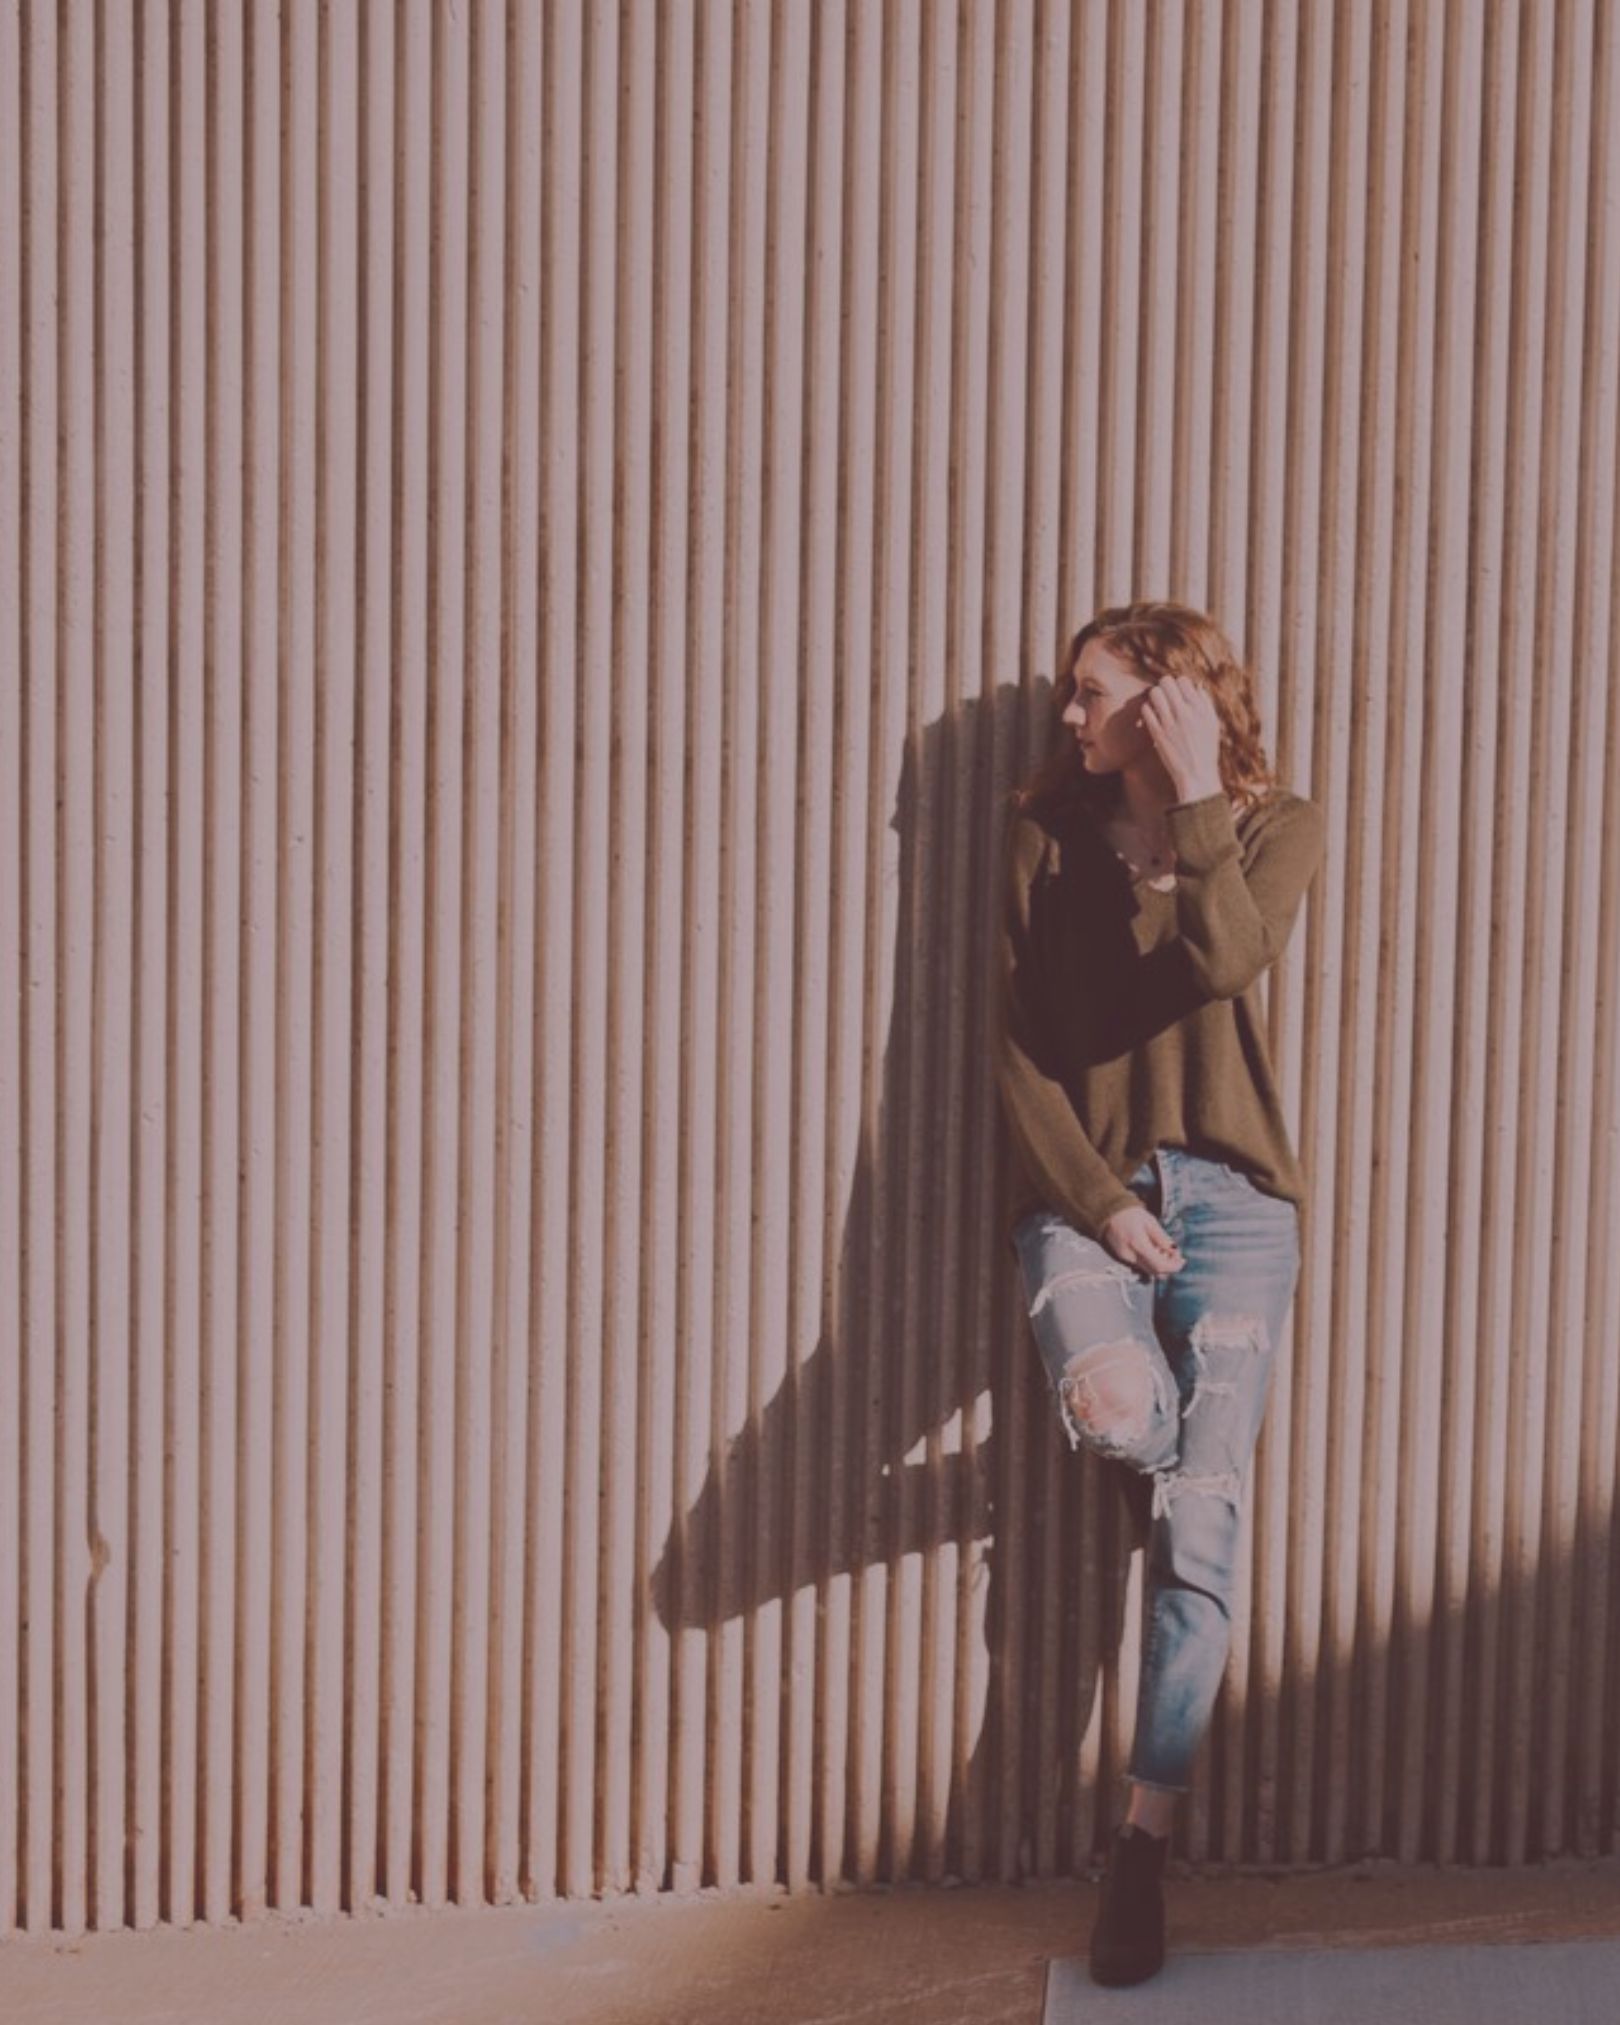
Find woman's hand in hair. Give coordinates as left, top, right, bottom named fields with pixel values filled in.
left=1099, top=1201, right=1186, bottom=1278
left=1138, top=674, right=1224, bottom=803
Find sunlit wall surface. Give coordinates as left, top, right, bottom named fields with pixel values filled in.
left=3, top=0, right=1619, bottom=1933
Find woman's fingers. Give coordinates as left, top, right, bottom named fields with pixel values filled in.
left=1138, top=1221, right=1184, bottom=1276
left=1146, top=673, right=1215, bottom=722
left=1141, top=675, right=1222, bottom=788
left=1102, top=1203, right=1184, bottom=1276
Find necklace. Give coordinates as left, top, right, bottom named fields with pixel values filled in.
left=1073, top=788, right=1195, bottom=883
left=1103, top=811, right=1173, bottom=878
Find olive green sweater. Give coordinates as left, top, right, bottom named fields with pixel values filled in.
left=993, top=783, right=1325, bottom=1253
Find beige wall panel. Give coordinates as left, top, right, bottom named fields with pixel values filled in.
left=3, top=0, right=1620, bottom=1933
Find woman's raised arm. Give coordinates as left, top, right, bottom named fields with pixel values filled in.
left=1164, top=790, right=1324, bottom=1000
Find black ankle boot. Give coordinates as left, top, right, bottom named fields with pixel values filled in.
left=1088, top=1820, right=1168, bottom=1986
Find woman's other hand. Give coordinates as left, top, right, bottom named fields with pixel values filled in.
left=1100, top=1202, right=1186, bottom=1278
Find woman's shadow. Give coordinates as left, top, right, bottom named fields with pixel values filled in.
left=648, top=678, right=1150, bottom=1887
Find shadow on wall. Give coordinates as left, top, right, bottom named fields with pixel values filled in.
left=646, top=678, right=1619, bottom=1890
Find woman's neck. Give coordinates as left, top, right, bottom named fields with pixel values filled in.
left=1099, top=769, right=1177, bottom=833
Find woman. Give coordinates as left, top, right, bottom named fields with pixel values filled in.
left=993, top=600, right=1325, bottom=1987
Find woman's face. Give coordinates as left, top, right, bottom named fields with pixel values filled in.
left=1060, top=638, right=1156, bottom=774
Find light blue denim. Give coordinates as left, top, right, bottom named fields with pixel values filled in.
left=1011, top=1145, right=1301, bottom=1794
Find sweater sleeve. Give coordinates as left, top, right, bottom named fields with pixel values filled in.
left=993, top=813, right=1140, bottom=1241
left=1165, top=790, right=1325, bottom=999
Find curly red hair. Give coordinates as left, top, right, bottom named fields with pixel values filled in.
left=1010, top=600, right=1284, bottom=822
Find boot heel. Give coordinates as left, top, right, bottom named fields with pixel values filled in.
left=1088, top=1821, right=1168, bottom=1986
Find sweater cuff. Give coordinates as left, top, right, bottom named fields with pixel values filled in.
left=1165, top=791, right=1241, bottom=874
left=1086, top=1191, right=1140, bottom=1240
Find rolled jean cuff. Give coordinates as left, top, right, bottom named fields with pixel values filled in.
left=1123, top=1769, right=1189, bottom=1797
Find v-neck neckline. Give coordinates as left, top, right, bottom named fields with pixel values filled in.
left=1071, top=787, right=1247, bottom=891
left=1072, top=794, right=1178, bottom=890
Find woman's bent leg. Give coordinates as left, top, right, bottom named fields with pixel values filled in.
left=1012, top=1210, right=1178, bottom=1473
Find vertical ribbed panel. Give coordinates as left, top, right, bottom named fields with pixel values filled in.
left=3, top=0, right=1620, bottom=1934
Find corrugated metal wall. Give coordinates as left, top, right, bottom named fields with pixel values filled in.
left=3, top=0, right=1620, bottom=1935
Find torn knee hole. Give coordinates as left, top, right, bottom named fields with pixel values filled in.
left=1059, top=1338, right=1165, bottom=1444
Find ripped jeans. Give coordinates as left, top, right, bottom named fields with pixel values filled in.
left=1011, top=1146, right=1301, bottom=1794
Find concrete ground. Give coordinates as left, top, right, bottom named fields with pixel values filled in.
left=2, top=1857, right=1619, bottom=2024
left=1045, top=1935, right=1620, bottom=2023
